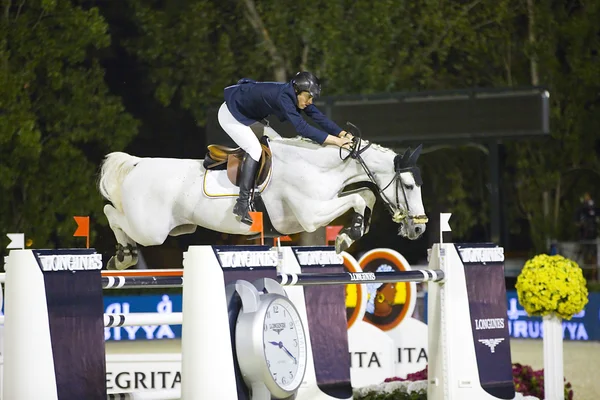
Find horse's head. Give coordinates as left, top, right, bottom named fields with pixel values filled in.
left=353, top=139, right=428, bottom=240
left=392, top=146, right=428, bottom=239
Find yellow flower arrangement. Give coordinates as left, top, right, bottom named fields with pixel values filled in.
left=515, top=254, right=589, bottom=320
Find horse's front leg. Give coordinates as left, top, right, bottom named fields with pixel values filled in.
left=334, top=188, right=376, bottom=253
left=289, top=188, right=376, bottom=253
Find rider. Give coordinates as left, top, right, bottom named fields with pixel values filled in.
left=219, top=71, right=353, bottom=226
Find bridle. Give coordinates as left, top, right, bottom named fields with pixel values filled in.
left=339, top=130, right=429, bottom=226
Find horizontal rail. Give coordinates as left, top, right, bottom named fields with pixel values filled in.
left=104, top=312, right=182, bottom=327
left=0, top=269, right=184, bottom=284
left=107, top=389, right=180, bottom=400
left=102, top=276, right=183, bottom=289
left=2, top=269, right=444, bottom=289
left=102, top=269, right=183, bottom=277
left=0, top=313, right=182, bottom=327
left=277, top=269, right=445, bottom=286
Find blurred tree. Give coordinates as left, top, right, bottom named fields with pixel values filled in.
left=0, top=0, right=138, bottom=254
left=504, top=0, right=600, bottom=253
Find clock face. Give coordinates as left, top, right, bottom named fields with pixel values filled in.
left=263, top=297, right=307, bottom=392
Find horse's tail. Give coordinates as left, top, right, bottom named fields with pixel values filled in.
left=98, top=152, right=141, bottom=213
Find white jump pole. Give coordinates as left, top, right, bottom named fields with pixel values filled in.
left=103, top=312, right=182, bottom=327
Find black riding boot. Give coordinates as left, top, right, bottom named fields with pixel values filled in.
left=233, top=154, right=260, bottom=225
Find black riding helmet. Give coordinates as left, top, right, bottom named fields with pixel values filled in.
left=292, top=71, right=322, bottom=99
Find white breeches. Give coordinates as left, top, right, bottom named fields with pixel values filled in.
left=218, top=102, right=263, bottom=162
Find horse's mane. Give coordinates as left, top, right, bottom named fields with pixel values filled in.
left=272, top=136, right=397, bottom=156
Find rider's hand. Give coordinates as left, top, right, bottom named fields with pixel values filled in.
left=338, top=137, right=353, bottom=150
left=339, top=130, right=354, bottom=141
left=324, top=134, right=353, bottom=149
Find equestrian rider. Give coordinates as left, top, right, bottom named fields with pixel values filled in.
left=219, top=71, right=353, bottom=226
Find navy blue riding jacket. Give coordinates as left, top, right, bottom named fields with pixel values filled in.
left=224, top=78, right=343, bottom=144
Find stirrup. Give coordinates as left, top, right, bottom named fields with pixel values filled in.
left=234, top=208, right=254, bottom=226
left=234, top=199, right=254, bottom=226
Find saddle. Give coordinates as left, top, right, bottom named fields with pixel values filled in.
left=203, top=136, right=272, bottom=187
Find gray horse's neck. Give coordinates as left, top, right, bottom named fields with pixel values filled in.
left=269, top=137, right=396, bottom=185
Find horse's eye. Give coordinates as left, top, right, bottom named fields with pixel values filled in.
left=405, top=184, right=414, bottom=190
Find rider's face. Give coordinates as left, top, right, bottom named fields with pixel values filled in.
left=297, top=92, right=313, bottom=109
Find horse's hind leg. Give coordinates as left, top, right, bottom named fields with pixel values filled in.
left=104, top=204, right=139, bottom=270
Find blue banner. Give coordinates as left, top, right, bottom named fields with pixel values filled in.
left=424, top=291, right=600, bottom=341
left=504, top=291, right=600, bottom=341
left=103, top=294, right=182, bottom=341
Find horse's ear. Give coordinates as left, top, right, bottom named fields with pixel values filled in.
left=395, top=147, right=410, bottom=170
left=408, top=144, right=422, bottom=166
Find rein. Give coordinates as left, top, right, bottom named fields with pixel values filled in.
left=340, top=137, right=428, bottom=225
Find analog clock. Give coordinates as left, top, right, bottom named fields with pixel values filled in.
left=232, top=278, right=308, bottom=400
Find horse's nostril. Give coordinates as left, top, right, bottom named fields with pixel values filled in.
left=415, top=227, right=421, bottom=234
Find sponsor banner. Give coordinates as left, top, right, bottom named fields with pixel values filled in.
left=357, top=249, right=417, bottom=332
left=455, top=243, right=505, bottom=264
left=212, top=245, right=278, bottom=269
left=423, top=292, right=600, bottom=341
left=33, top=248, right=103, bottom=272
left=106, top=355, right=181, bottom=392
left=104, top=294, right=182, bottom=341
left=347, top=321, right=395, bottom=388
left=458, top=243, right=513, bottom=398
left=292, top=247, right=344, bottom=266
left=36, top=248, right=107, bottom=399
left=506, top=291, right=599, bottom=341
left=291, top=246, right=353, bottom=399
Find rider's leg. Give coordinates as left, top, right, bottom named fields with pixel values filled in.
left=234, top=153, right=260, bottom=225
left=217, top=102, right=262, bottom=225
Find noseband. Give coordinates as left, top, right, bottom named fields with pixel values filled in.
left=340, top=137, right=429, bottom=225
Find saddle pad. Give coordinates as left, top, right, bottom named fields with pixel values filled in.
left=203, top=167, right=272, bottom=198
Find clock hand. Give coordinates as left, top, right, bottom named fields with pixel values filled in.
left=267, top=341, right=297, bottom=363
left=280, top=343, right=297, bottom=364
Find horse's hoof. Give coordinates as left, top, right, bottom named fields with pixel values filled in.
left=107, top=255, right=137, bottom=270
left=107, top=256, right=118, bottom=270
left=335, top=233, right=353, bottom=254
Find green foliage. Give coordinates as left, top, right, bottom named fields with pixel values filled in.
left=504, top=0, right=600, bottom=252
left=420, top=146, right=490, bottom=239
left=0, top=0, right=138, bottom=253
left=124, top=0, right=243, bottom=124
left=586, top=280, right=600, bottom=293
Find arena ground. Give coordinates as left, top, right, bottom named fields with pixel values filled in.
left=510, top=338, right=600, bottom=400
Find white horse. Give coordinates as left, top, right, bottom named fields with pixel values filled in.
left=98, top=133, right=428, bottom=270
